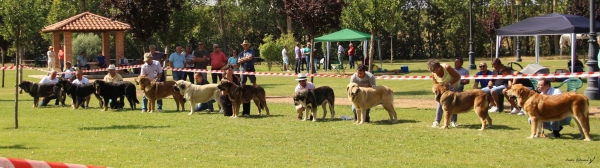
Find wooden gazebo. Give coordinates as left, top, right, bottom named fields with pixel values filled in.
left=41, top=12, right=130, bottom=68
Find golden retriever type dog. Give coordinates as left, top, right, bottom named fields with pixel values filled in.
left=506, top=84, right=591, bottom=141
left=217, top=80, right=270, bottom=118
left=293, top=86, right=335, bottom=122
left=346, top=83, right=398, bottom=124
left=173, top=80, right=222, bottom=115
left=134, top=76, right=185, bottom=113
left=432, top=84, right=492, bottom=130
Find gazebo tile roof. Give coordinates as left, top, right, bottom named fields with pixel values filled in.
left=41, top=12, right=130, bottom=32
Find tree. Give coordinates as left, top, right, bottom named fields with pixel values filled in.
left=477, top=7, right=502, bottom=58
left=281, top=0, right=346, bottom=82
left=258, top=33, right=296, bottom=71
left=154, top=0, right=196, bottom=55
left=72, top=33, right=102, bottom=63
left=100, top=0, right=183, bottom=51
left=0, top=0, right=47, bottom=129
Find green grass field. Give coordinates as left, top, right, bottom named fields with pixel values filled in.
left=2, top=57, right=600, bottom=167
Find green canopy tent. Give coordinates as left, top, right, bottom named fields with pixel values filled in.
left=314, top=29, right=381, bottom=71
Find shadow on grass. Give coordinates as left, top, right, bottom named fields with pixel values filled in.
left=371, top=119, right=420, bottom=125
left=555, top=133, right=600, bottom=141
left=0, top=144, right=37, bottom=149
left=245, top=114, right=285, bottom=119
left=258, top=84, right=282, bottom=89
left=460, top=124, right=519, bottom=130
left=79, top=125, right=171, bottom=131
left=394, top=90, right=431, bottom=97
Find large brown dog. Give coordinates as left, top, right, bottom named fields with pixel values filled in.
left=432, top=84, right=492, bottom=130
left=346, top=83, right=397, bottom=124
left=506, top=84, right=591, bottom=141
left=217, top=80, right=269, bottom=118
left=135, top=76, right=185, bottom=113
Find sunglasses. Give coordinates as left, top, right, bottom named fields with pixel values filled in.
left=479, top=65, right=486, bottom=68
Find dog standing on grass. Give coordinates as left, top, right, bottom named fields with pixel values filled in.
left=293, top=86, right=335, bottom=122
left=135, top=76, right=185, bottom=113
left=346, top=83, right=397, bottom=124
left=173, top=80, right=222, bottom=115
left=217, top=80, right=269, bottom=118
left=432, top=84, right=492, bottom=130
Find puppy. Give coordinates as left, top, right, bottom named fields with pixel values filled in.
left=173, top=80, right=222, bottom=115
left=293, top=86, right=335, bottom=121
left=432, top=84, right=492, bottom=130
left=110, top=100, right=124, bottom=110
left=346, top=83, right=397, bottom=124
left=217, top=80, right=269, bottom=118
left=506, top=84, right=591, bottom=141
left=18, top=80, right=64, bottom=107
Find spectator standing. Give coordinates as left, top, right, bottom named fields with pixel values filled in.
left=282, top=46, right=290, bottom=72
left=47, top=46, right=57, bottom=71
left=294, top=43, right=302, bottom=74
left=235, top=40, right=256, bottom=117
left=228, top=49, right=240, bottom=71
left=140, top=53, right=164, bottom=112
left=58, top=45, right=65, bottom=71
left=169, top=45, right=186, bottom=81
left=348, top=43, right=356, bottom=69
left=149, top=44, right=166, bottom=82
left=209, top=44, right=228, bottom=83
left=183, top=44, right=195, bottom=83
left=337, top=42, right=345, bottom=69
left=303, top=42, right=313, bottom=73
left=454, top=57, right=470, bottom=91
left=193, top=41, right=210, bottom=81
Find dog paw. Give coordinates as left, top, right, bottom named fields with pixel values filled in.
left=312, top=119, right=317, bottom=122
left=584, top=138, right=592, bottom=141
left=301, top=119, right=306, bottom=121
left=527, top=136, right=535, bottom=139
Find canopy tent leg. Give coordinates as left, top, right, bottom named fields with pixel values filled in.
left=571, top=33, right=576, bottom=72
left=535, top=35, right=540, bottom=64
left=495, top=36, right=501, bottom=59
left=378, top=40, right=382, bottom=69
left=326, top=42, right=330, bottom=72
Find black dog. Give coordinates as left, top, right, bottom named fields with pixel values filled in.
left=18, top=80, right=64, bottom=107
left=93, top=80, right=139, bottom=111
left=110, top=100, right=125, bottom=110
left=55, top=79, right=102, bottom=109
left=293, top=86, right=336, bottom=121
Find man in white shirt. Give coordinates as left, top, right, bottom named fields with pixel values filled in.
left=39, top=70, right=60, bottom=106
left=282, top=46, right=289, bottom=72
left=63, top=61, right=76, bottom=81
left=294, top=43, right=302, bottom=74
left=140, top=53, right=164, bottom=112
left=47, top=46, right=57, bottom=71
left=337, top=42, right=344, bottom=69
left=528, top=78, right=569, bottom=138
left=454, top=57, right=470, bottom=91
left=294, top=73, right=316, bottom=120
left=72, top=70, right=91, bottom=108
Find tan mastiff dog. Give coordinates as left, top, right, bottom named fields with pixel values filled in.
left=346, top=83, right=398, bottom=124
left=432, top=84, right=492, bottom=130
left=506, top=84, right=591, bottom=141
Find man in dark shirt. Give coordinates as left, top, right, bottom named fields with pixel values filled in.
left=193, top=41, right=210, bottom=81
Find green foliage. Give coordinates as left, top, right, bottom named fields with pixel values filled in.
left=71, top=33, right=101, bottom=62
left=44, top=0, right=78, bottom=41
left=258, top=33, right=297, bottom=71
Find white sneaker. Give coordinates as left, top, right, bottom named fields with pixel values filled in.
left=243, top=114, right=250, bottom=117
left=488, top=106, right=499, bottom=113
left=431, top=122, right=440, bottom=128
left=510, top=108, right=520, bottom=114
left=517, top=112, right=525, bottom=116
left=141, top=109, right=147, bottom=113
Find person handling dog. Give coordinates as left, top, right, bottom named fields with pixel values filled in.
left=528, top=78, right=570, bottom=138
left=350, top=64, right=376, bottom=122
left=427, top=59, right=461, bottom=128
left=194, top=72, right=216, bottom=113
left=103, top=64, right=123, bottom=82
left=294, top=73, right=315, bottom=120
left=219, top=64, right=242, bottom=116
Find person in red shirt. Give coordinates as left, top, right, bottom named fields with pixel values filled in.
left=210, top=44, right=228, bottom=83
left=347, top=43, right=356, bottom=69
left=58, top=44, right=65, bottom=71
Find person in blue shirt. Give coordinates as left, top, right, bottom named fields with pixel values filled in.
left=169, top=45, right=187, bottom=81
left=234, top=40, right=255, bottom=117
left=473, top=62, right=493, bottom=89
left=96, top=52, right=107, bottom=68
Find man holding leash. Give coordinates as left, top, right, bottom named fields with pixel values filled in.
left=104, top=64, right=123, bottom=82
left=140, top=53, right=164, bottom=113
left=39, top=70, right=60, bottom=106
left=350, top=64, right=376, bottom=122
left=294, top=73, right=315, bottom=120
left=72, top=70, right=91, bottom=108
left=528, top=78, right=570, bottom=138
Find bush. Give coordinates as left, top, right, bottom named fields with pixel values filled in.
left=71, top=33, right=101, bottom=63
left=258, top=33, right=297, bottom=71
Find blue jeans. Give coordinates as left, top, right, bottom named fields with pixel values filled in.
left=528, top=116, right=572, bottom=131
left=352, top=105, right=371, bottom=122
left=59, top=59, right=64, bottom=71
left=305, top=57, right=311, bottom=73
left=183, top=72, right=195, bottom=83
left=78, top=64, right=91, bottom=70
left=172, top=71, right=185, bottom=81
left=435, top=102, right=457, bottom=123
left=195, top=99, right=216, bottom=112
left=348, top=55, right=355, bottom=69
left=142, top=95, right=162, bottom=110
left=295, top=58, right=301, bottom=73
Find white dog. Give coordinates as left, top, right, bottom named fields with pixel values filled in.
left=173, top=80, right=222, bottom=115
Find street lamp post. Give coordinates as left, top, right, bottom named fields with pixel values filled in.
left=468, top=0, right=476, bottom=70
left=515, top=0, right=522, bottom=62
left=584, top=0, right=600, bottom=100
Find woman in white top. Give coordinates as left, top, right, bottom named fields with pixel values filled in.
left=47, top=46, right=57, bottom=71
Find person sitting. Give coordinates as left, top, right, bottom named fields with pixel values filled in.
left=473, top=62, right=492, bottom=89
left=294, top=73, right=315, bottom=120
left=117, top=54, right=130, bottom=73
left=567, top=55, right=584, bottom=72
left=96, top=52, right=107, bottom=68
left=481, top=58, right=511, bottom=113
left=194, top=72, right=215, bottom=112
left=77, top=52, right=91, bottom=70
left=528, top=78, right=570, bottom=138
left=501, top=68, right=534, bottom=115
left=39, top=70, right=60, bottom=106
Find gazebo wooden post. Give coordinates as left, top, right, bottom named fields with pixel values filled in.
left=64, top=31, right=73, bottom=65
left=52, top=32, right=61, bottom=70
left=102, top=31, right=111, bottom=66
left=115, top=31, right=124, bottom=67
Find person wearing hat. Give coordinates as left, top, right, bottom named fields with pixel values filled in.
left=350, top=64, right=376, bottom=122
left=235, top=40, right=256, bottom=117
left=104, top=64, right=123, bottom=82
left=209, top=43, right=228, bottom=83
left=294, top=73, right=315, bottom=120
left=63, top=61, right=76, bottom=81
left=47, top=46, right=57, bottom=71
left=140, top=52, right=164, bottom=112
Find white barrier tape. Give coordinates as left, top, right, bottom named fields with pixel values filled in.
left=6, top=65, right=600, bottom=80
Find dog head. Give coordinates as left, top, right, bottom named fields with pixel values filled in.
left=217, top=79, right=236, bottom=92
left=506, top=84, right=534, bottom=103
left=17, top=81, right=34, bottom=94
left=173, top=80, right=192, bottom=94
left=93, top=80, right=106, bottom=95
left=346, top=83, right=360, bottom=99
left=293, top=89, right=310, bottom=105
left=432, top=84, right=449, bottom=102
left=136, top=76, right=152, bottom=90
left=55, top=79, right=73, bottom=92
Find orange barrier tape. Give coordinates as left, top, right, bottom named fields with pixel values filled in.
left=0, top=157, right=105, bottom=168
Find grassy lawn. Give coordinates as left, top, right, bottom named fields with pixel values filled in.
left=1, top=57, right=600, bottom=167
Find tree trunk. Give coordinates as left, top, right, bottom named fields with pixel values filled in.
left=390, top=35, right=393, bottom=67
left=218, top=0, right=227, bottom=53
left=368, top=29, right=376, bottom=72
left=1, top=46, right=5, bottom=88
left=310, top=36, right=314, bottom=83
left=287, top=16, right=292, bottom=34
left=14, top=40, right=20, bottom=129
